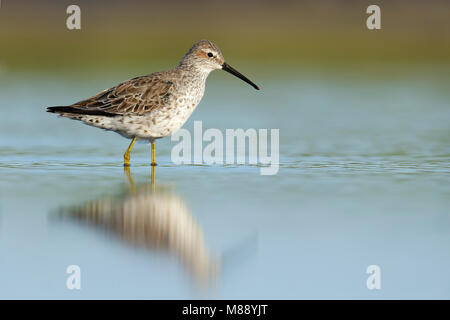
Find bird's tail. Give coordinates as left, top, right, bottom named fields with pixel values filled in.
left=47, top=106, right=77, bottom=114
left=46, top=106, right=116, bottom=116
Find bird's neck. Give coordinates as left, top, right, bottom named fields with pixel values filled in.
left=176, top=62, right=211, bottom=83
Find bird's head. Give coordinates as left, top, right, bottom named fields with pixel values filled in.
left=180, top=40, right=259, bottom=90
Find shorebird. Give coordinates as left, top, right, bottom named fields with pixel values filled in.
left=47, top=40, right=259, bottom=166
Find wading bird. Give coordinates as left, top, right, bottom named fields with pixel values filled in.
left=47, top=40, right=259, bottom=166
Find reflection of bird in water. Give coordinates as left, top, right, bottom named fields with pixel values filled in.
left=55, top=167, right=219, bottom=284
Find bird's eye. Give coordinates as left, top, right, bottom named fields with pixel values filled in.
left=207, top=52, right=214, bottom=58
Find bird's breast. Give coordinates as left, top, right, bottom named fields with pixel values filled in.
left=140, top=87, right=204, bottom=138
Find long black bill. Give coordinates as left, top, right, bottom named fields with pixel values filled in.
left=222, top=62, right=260, bottom=90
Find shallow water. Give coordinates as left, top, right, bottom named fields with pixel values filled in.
left=0, top=69, right=449, bottom=299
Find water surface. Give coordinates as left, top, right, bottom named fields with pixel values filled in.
left=0, top=69, right=449, bottom=299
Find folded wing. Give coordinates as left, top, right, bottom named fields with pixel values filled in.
left=47, top=73, right=174, bottom=117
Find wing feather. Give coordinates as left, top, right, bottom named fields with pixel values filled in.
left=63, top=73, right=175, bottom=116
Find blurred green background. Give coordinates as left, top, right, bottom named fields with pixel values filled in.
left=1, top=0, right=449, bottom=75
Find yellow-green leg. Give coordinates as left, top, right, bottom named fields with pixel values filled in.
left=123, top=137, right=137, bottom=167
left=151, top=141, right=157, bottom=166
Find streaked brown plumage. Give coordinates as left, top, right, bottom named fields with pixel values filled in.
left=47, top=40, right=259, bottom=166
left=53, top=74, right=174, bottom=117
